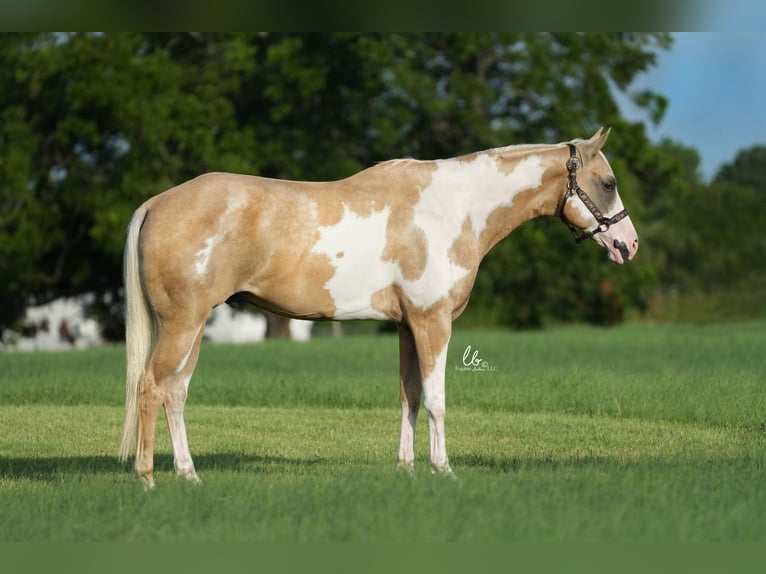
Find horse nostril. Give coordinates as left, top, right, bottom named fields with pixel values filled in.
left=613, top=239, right=630, bottom=262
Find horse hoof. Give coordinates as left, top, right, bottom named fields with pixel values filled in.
left=431, top=465, right=457, bottom=480
left=139, top=474, right=156, bottom=490
left=177, top=468, right=201, bottom=483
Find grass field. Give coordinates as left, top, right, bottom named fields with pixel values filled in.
left=0, top=321, right=764, bottom=541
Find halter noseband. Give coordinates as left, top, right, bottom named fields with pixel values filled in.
left=559, top=143, right=629, bottom=243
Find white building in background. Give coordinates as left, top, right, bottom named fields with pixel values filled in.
left=1, top=295, right=102, bottom=351
left=288, top=317, right=314, bottom=341
left=1, top=296, right=313, bottom=351
left=204, top=305, right=267, bottom=343
left=203, top=305, right=313, bottom=343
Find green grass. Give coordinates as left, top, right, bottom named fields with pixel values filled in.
left=1, top=321, right=765, bottom=541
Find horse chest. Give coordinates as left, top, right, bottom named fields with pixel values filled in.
left=311, top=204, right=471, bottom=319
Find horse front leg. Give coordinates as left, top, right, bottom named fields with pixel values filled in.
left=397, top=324, right=422, bottom=473
left=422, top=346, right=453, bottom=476
left=409, top=314, right=455, bottom=477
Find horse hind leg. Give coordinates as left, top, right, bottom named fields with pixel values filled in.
left=134, top=364, right=162, bottom=489
left=135, top=318, right=206, bottom=488
left=397, top=324, right=422, bottom=473
left=164, top=321, right=206, bottom=483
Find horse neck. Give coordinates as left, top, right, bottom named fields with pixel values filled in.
left=458, top=145, right=568, bottom=257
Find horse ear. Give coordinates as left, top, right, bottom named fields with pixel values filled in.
left=583, top=127, right=611, bottom=158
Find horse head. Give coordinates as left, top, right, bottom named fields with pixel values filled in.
left=559, top=128, right=639, bottom=264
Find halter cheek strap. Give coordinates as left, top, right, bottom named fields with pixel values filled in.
left=559, top=143, right=629, bottom=243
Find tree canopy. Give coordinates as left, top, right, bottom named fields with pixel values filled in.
left=2, top=32, right=759, bottom=337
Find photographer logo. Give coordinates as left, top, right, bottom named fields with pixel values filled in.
left=455, top=345, right=497, bottom=372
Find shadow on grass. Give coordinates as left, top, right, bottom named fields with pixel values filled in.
left=451, top=452, right=633, bottom=471
left=0, top=452, right=325, bottom=482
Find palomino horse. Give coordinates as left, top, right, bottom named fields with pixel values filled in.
left=118, top=128, right=638, bottom=488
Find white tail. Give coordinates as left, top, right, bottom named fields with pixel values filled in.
left=118, top=205, right=155, bottom=462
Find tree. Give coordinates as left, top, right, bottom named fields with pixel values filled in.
left=713, top=145, right=766, bottom=190
left=669, top=146, right=766, bottom=290
left=0, top=33, right=674, bottom=337
left=0, top=33, right=257, bottom=337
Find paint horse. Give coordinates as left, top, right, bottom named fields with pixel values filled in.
left=118, top=128, right=638, bottom=488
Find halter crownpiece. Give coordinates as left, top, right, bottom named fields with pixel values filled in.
left=559, top=143, right=629, bottom=243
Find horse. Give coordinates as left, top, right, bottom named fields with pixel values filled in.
left=118, top=128, right=638, bottom=488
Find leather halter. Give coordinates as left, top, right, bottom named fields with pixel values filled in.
left=559, top=143, right=629, bottom=243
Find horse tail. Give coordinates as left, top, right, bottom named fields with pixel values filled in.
left=118, top=205, right=155, bottom=462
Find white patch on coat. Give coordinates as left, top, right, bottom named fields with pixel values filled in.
left=313, top=152, right=547, bottom=316
left=194, top=235, right=219, bottom=277
left=175, top=324, right=203, bottom=375
left=421, top=344, right=449, bottom=415
left=312, top=205, right=397, bottom=319
left=421, top=343, right=451, bottom=471
left=422, top=155, right=545, bottom=231
left=193, top=192, right=246, bottom=278
left=401, top=153, right=545, bottom=309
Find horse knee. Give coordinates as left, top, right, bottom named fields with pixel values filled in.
left=422, top=397, right=445, bottom=420
left=166, top=384, right=189, bottom=406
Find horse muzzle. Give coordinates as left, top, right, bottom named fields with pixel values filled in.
left=595, top=215, right=639, bottom=264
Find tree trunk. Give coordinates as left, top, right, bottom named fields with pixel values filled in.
left=264, top=311, right=291, bottom=339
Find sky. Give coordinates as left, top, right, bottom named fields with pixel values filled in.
left=619, top=23, right=765, bottom=182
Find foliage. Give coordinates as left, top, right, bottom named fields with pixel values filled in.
left=0, top=32, right=717, bottom=336
left=644, top=144, right=766, bottom=319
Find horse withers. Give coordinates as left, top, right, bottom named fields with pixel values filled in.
left=118, top=128, right=638, bottom=488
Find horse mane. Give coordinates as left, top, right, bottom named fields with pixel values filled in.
left=379, top=142, right=565, bottom=169
left=378, top=158, right=420, bottom=169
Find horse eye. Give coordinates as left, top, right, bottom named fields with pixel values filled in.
left=603, top=179, right=616, bottom=193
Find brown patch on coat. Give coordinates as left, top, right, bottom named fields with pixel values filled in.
left=488, top=145, right=560, bottom=176
left=138, top=173, right=339, bottom=321
left=313, top=163, right=417, bottom=227
left=378, top=162, right=436, bottom=281
left=448, top=216, right=480, bottom=270
left=382, top=204, right=428, bottom=281
left=478, top=152, right=566, bottom=253
left=139, top=176, right=231, bottom=319
left=233, top=186, right=339, bottom=319
left=454, top=152, right=480, bottom=163
left=399, top=298, right=453, bottom=381
left=370, top=283, right=405, bottom=324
